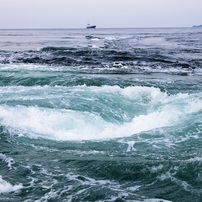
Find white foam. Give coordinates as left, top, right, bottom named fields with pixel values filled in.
left=105, top=37, right=117, bottom=40
left=120, top=86, right=167, bottom=103
left=0, top=64, right=68, bottom=73
left=0, top=176, right=23, bottom=193
left=126, top=141, right=136, bottom=152
left=65, top=172, right=112, bottom=186
left=88, top=85, right=168, bottom=103
left=143, top=199, right=172, bottom=202
left=130, top=107, right=182, bottom=134
left=185, top=97, right=202, bottom=114
left=150, top=165, right=163, bottom=173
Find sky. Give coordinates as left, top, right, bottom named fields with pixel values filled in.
left=0, top=0, right=202, bottom=29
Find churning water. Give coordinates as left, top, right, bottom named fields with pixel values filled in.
left=0, top=28, right=202, bottom=201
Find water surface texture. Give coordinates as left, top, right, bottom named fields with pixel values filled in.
left=0, top=28, right=202, bottom=201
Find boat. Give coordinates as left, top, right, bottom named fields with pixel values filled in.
left=86, top=24, right=96, bottom=29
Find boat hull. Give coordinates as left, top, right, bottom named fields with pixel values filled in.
left=86, top=25, right=96, bottom=29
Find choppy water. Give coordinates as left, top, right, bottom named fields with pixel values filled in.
left=0, top=28, right=202, bottom=202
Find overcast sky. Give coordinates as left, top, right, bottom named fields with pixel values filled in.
left=0, top=0, right=202, bottom=29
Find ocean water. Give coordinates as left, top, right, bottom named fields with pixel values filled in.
left=0, top=28, right=202, bottom=202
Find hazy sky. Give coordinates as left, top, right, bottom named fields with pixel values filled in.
left=0, top=0, right=202, bottom=28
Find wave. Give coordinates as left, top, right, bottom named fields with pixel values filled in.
left=0, top=43, right=201, bottom=74
left=41, top=46, right=77, bottom=52
left=0, top=85, right=201, bottom=141
left=85, top=35, right=101, bottom=40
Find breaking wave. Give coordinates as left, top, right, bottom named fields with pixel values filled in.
left=0, top=85, right=201, bottom=141
left=0, top=176, right=23, bottom=194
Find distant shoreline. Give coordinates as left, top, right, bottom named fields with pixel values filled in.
left=193, top=25, right=202, bottom=27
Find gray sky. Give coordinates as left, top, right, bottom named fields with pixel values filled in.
left=0, top=0, right=202, bottom=28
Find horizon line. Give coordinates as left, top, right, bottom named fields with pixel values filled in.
left=0, top=26, right=195, bottom=30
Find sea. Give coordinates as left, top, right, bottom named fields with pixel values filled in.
left=0, top=28, right=201, bottom=202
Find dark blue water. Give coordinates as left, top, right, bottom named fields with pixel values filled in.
left=0, top=28, right=202, bottom=202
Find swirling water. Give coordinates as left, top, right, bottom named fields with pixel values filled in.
left=0, top=28, right=202, bottom=202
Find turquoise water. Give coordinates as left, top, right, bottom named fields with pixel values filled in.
left=0, top=28, right=202, bottom=201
